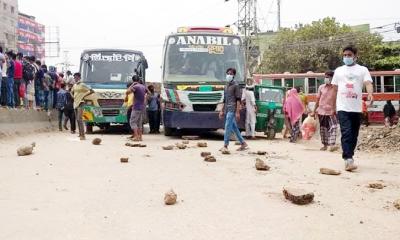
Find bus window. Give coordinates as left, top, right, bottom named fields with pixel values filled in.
left=395, top=75, right=400, bottom=92
left=383, top=76, right=394, bottom=93
left=284, top=78, right=293, bottom=89
left=308, top=78, right=316, bottom=94
left=372, top=76, right=382, bottom=93
left=262, top=79, right=273, bottom=86
left=317, top=78, right=324, bottom=89
left=273, top=79, right=282, bottom=86
left=294, top=78, right=305, bottom=89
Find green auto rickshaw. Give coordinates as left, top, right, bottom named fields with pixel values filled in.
left=254, top=85, right=285, bottom=139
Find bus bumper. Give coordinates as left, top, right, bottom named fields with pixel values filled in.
left=82, top=106, right=128, bottom=124
left=163, top=109, right=245, bottom=129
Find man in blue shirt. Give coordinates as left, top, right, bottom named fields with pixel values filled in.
left=6, top=51, right=15, bottom=108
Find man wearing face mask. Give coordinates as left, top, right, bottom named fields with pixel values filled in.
left=219, top=68, right=248, bottom=151
left=331, top=46, right=374, bottom=172
left=312, top=71, right=338, bottom=152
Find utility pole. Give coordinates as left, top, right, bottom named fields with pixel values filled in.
left=277, top=0, right=281, bottom=30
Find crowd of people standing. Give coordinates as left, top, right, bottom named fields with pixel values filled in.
left=0, top=47, right=70, bottom=111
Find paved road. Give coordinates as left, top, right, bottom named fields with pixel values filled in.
left=0, top=130, right=399, bottom=240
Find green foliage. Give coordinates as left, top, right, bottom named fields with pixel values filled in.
left=257, top=17, right=383, bottom=73
left=371, top=43, right=400, bottom=70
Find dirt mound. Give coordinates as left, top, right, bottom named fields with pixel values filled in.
left=358, top=126, right=400, bottom=152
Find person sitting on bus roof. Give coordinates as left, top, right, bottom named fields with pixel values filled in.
left=383, top=100, right=396, bottom=127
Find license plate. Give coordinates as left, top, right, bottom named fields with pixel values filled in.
left=104, top=116, right=116, bottom=122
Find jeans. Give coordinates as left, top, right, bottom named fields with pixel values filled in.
left=338, top=111, right=361, bottom=160
left=58, top=109, right=64, bottom=130
left=147, top=110, right=160, bottom=132
left=35, top=87, right=43, bottom=108
left=13, top=79, right=22, bottom=107
left=6, top=77, right=14, bottom=107
left=43, top=90, right=50, bottom=110
left=0, top=77, right=6, bottom=106
left=64, top=108, right=76, bottom=132
left=224, top=111, right=245, bottom=146
left=52, top=89, right=58, bottom=109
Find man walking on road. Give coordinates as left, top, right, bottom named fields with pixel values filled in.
left=71, top=73, right=94, bottom=140
left=126, top=75, right=146, bottom=141
left=332, top=46, right=374, bottom=171
left=219, top=68, right=248, bottom=151
left=312, top=71, right=338, bottom=152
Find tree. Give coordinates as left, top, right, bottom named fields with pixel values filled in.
left=257, top=17, right=382, bottom=73
left=372, top=43, right=400, bottom=70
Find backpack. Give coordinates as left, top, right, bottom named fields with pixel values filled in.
left=23, top=62, right=35, bottom=81
left=43, top=73, right=52, bottom=90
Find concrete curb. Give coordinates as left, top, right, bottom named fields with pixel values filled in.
left=0, top=109, right=58, bottom=138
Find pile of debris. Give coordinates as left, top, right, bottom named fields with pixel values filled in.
left=358, top=126, right=400, bottom=152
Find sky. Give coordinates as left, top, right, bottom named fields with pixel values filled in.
left=18, top=0, right=400, bottom=82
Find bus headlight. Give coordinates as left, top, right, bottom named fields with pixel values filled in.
left=120, top=108, right=128, bottom=115
left=92, top=108, right=102, bottom=117
left=85, top=100, right=94, bottom=106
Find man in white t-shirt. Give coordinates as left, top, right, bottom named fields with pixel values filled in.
left=331, top=45, right=373, bottom=172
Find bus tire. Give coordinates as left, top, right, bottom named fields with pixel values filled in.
left=164, top=127, right=175, bottom=136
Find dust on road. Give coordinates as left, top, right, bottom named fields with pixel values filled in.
left=0, top=130, right=399, bottom=240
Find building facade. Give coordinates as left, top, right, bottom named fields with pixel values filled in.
left=0, top=0, right=18, bottom=51
left=17, top=12, right=45, bottom=60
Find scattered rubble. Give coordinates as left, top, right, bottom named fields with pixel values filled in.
left=17, top=142, right=36, bottom=156
left=197, top=142, right=208, bottom=148
left=394, top=199, right=400, bottom=210
left=358, top=126, right=400, bottom=152
left=164, top=189, right=177, bottom=205
left=162, top=145, right=174, bottom=150
left=182, top=136, right=200, bottom=140
left=126, top=143, right=146, bottom=148
left=204, top=155, right=217, bottom=162
left=182, top=140, right=190, bottom=145
left=283, top=187, right=314, bottom=205
left=249, top=151, right=268, bottom=156
left=368, top=182, right=385, bottom=189
left=175, top=143, right=187, bottom=149
left=120, top=157, right=129, bottom=163
left=92, top=138, right=102, bottom=145
left=257, top=151, right=267, bottom=156
left=320, top=168, right=341, bottom=176
left=255, top=158, right=270, bottom=171
left=201, top=152, right=211, bottom=157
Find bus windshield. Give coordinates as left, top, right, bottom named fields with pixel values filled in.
left=258, top=88, right=284, bottom=104
left=80, top=51, right=143, bottom=83
left=164, top=34, right=245, bottom=84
